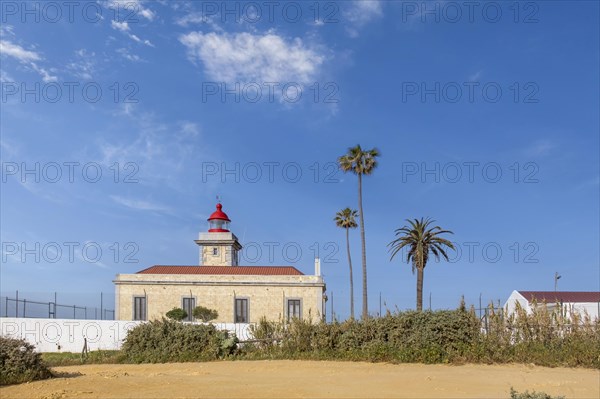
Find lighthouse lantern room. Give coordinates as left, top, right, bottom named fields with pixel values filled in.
left=194, top=203, right=242, bottom=266
left=208, top=203, right=231, bottom=232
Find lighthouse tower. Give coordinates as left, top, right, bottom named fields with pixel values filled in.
left=195, top=203, right=242, bottom=266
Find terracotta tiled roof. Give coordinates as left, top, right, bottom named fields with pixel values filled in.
left=518, top=291, right=600, bottom=303
left=136, top=265, right=304, bottom=276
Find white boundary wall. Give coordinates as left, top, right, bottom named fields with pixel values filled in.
left=0, top=318, right=253, bottom=353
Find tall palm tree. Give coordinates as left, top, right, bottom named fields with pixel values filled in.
left=334, top=208, right=358, bottom=319
left=388, top=218, right=455, bottom=311
left=338, top=145, right=380, bottom=319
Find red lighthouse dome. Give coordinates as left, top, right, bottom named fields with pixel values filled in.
left=207, top=203, right=231, bottom=232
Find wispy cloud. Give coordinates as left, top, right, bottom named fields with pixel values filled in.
left=110, top=20, right=154, bottom=47
left=343, top=0, right=383, bottom=37
left=175, top=12, right=222, bottom=31
left=0, top=40, right=40, bottom=62
left=179, top=30, right=325, bottom=85
left=524, top=140, right=557, bottom=157
left=106, top=0, right=155, bottom=21
left=116, top=47, right=142, bottom=62
left=0, top=37, right=57, bottom=82
left=468, top=70, right=483, bottom=81
left=67, top=49, right=96, bottom=79
left=110, top=195, right=171, bottom=213
left=96, top=107, right=207, bottom=193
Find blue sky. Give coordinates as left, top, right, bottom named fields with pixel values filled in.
left=1, top=0, right=598, bottom=319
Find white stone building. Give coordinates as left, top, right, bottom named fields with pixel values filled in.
left=504, top=290, right=600, bottom=320
left=114, top=203, right=326, bottom=323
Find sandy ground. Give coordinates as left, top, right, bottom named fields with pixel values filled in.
left=1, top=361, right=599, bottom=399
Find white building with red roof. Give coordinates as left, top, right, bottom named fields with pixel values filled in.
left=114, top=203, right=326, bottom=323
left=504, top=290, right=600, bottom=320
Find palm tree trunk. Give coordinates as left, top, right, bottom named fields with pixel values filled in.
left=416, top=267, right=424, bottom=311
left=358, top=173, right=368, bottom=319
left=346, top=227, right=354, bottom=319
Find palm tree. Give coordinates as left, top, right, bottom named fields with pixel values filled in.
left=338, top=145, right=380, bottom=319
left=388, top=218, right=455, bottom=311
left=334, top=208, right=359, bottom=319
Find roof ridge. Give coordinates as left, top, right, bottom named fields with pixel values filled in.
left=136, top=265, right=305, bottom=276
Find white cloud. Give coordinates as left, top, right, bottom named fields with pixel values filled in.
left=0, top=68, right=14, bottom=82
left=0, top=40, right=41, bottom=62
left=0, top=24, right=15, bottom=36
left=111, top=20, right=130, bottom=32
left=0, top=39, right=57, bottom=82
left=30, top=64, right=57, bottom=82
left=106, top=0, right=155, bottom=21
left=67, top=49, right=96, bottom=79
left=116, top=47, right=142, bottom=62
left=110, top=17, right=154, bottom=46
left=179, top=31, right=325, bottom=85
left=175, top=12, right=222, bottom=31
left=343, top=0, right=383, bottom=37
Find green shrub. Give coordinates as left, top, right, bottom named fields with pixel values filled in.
left=0, top=337, right=52, bottom=386
left=121, top=318, right=235, bottom=363
left=238, top=304, right=599, bottom=368
left=165, top=307, right=188, bottom=321
left=193, top=306, right=219, bottom=322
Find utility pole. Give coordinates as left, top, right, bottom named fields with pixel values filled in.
left=331, top=292, right=334, bottom=322
left=554, top=272, right=561, bottom=292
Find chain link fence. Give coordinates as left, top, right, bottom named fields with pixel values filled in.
left=1, top=291, right=114, bottom=320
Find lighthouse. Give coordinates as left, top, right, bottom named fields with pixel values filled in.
left=194, top=203, right=242, bottom=266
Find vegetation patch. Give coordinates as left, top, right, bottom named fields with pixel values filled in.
left=42, top=350, right=124, bottom=367
left=510, top=387, right=565, bottom=399
left=0, top=337, right=52, bottom=386
left=244, top=305, right=599, bottom=369
left=121, top=318, right=237, bottom=363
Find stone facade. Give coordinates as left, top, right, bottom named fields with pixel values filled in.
left=114, top=273, right=325, bottom=323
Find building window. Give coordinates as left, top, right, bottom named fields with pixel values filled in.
left=212, top=247, right=219, bottom=256
left=235, top=298, right=248, bottom=323
left=182, top=297, right=196, bottom=322
left=287, top=299, right=301, bottom=321
left=133, top=296, right=146, bottom=321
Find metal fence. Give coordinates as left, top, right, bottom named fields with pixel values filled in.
left=1, top=291, right=114, bottom=320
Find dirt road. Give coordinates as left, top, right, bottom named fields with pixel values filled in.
left=2, top=361, right=598, bottom=398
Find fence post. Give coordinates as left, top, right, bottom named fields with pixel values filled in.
left=73, top=305, right=76, bottom=319
left=100, top=292, right=103, bottom=321
left=15, top=290, right=18, bottom=318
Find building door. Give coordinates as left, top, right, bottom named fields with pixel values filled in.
left=235, top=298, right=248, bottom=323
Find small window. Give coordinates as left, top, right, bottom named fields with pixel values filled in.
left=212, top=247, right=219, bottom=256
left=235, top=298, right=248, bottom=323
left=182, top=297, right=196, bottom=322
left=287, top=299, right=301, bottom=321
left=133, top=296, right=146, bottom=321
